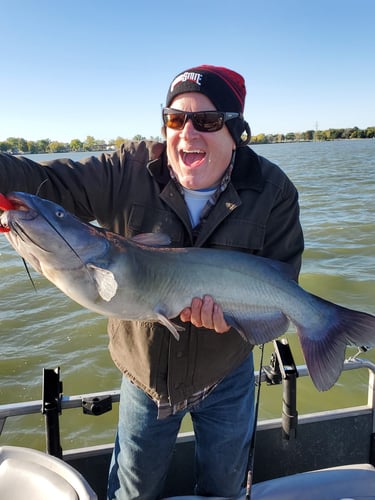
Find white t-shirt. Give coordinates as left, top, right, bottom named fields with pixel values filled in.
left=182, top=187, right=216, bottom=227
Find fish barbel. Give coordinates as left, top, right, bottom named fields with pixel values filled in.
left=1, top=191, right=374, bottom=391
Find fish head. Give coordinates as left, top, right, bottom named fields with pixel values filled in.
left=1, top=191, right=108, bottom=267
left=0, top=192, right=112, bottom=303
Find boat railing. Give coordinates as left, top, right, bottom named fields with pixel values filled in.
left=1, top=350, right=375, bottom=438
left=2, top=342, right=375, bottom=496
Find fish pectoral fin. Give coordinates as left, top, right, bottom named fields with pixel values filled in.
left=87, top=263, right=118, bottom=302
left=225, top=311, right=290, bottom=345
left=154, top=308, right=184, bottom=341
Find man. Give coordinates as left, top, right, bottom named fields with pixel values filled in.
left=0, top=65, right=304, bottom=499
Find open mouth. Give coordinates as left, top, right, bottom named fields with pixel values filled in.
left=0, top=193, right=31, bottom=232
left=181, top=150, right=206, bottom=168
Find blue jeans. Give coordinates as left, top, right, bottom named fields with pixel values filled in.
left=107, top=354, right=254, bottom=500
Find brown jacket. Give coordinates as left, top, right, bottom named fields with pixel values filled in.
left=0, top=142, right=304, bottom=403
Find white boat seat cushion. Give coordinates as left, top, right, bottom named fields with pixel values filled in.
left=164, top=463, right=375, bottom=500
left=251, top=463, right=375, bottom=499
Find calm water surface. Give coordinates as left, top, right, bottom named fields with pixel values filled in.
left=0, top=140, right=374, bottom=450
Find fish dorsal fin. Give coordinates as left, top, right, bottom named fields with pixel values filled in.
left=131, top=233, right=171, bottom=247
left=87, top=263, right=118, bottom=302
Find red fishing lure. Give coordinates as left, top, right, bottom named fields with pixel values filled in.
left=0, top=193, right=15, bottom=232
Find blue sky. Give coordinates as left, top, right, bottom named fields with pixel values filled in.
left=1, top=0, right=374, bottom=142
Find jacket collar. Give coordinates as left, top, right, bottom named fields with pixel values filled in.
left=147, top=144, right=265, bottom=247
left=230, top=146, right=264, bottom=192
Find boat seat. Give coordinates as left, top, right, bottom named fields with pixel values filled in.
left=0, top=445, right=97, bottom=500
left=163, top=463, right=375, bottom=499
left=250, top=463, right=375, bottom=499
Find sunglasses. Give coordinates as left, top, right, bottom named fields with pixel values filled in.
left=162, top=107, right=242, bottom=133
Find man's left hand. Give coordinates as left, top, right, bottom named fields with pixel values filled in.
left=179, top=295, right=230, bottom=334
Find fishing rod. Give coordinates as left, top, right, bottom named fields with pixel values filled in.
left=245, top=344, right=265, bottom=500
left=245, top=339, right=299, bottom=498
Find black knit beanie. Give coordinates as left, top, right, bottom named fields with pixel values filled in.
left=165, top=65, right=250, bottom=146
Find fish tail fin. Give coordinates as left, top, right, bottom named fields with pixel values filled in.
left=298, top=301, right=375, bottom=391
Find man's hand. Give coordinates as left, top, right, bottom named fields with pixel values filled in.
left=179, top=295, right=230, bottom=334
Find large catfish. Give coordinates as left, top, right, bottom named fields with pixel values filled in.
left=1, top=192, right=374, bottom=391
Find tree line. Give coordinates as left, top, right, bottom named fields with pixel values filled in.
left=251, top=126, right=375, bottom=144
left=1, top=126, right=374, bottom=154
left=0, top=134, right=163, bottom=155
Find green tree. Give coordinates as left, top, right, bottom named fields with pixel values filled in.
left=148, top=135, right=163, bottom=142
left=36, top=139, right=51, bottom=153
left=349, top=127, right=363, bottom=139
left=0, top=141, right=10, bottom=152
left=83, top=135, right=97, bottom=151
left=27, top=141, right=38, bottom=153
left=115, top=136, right=126, bottom=149
left=252, top=133, right=266, bottom=144
left=17, top=138, right=28, bottom=153
left=47, top=141, right=67, bottom=153
left=6, top=137, right=21, bottom=152
left=314, top=130, right=327, bottom=141
left=304, top=130, right=314, bottom=141
left=133, top=134, right=146, bottom=141
left=285, top=132, right=296, bottom=142
left=70, top=139, right=83, bottom=151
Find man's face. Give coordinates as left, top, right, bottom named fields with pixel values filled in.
left=166, top=93, right=235, bottom=190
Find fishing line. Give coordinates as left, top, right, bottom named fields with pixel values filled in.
left=245, top=344, right=265, bottom=500
left=35, top=179, right=49, bottom=197
left=22, top=258, right=37, bottom=292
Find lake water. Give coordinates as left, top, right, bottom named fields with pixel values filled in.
left=0, top=140, right=374, bottom=451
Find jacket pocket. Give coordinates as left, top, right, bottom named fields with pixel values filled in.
left=206, top=218, right=266, bottom=252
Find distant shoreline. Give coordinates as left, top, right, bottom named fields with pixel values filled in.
left=2, top=128, right=374, bottom=155
left=10, top=136, right=375, bottom=156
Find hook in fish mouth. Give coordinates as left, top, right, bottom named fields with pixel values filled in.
left=0, top=193, right=35, bottom=232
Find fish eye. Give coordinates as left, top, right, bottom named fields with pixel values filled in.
left=55, top=210, right=65, bottom=218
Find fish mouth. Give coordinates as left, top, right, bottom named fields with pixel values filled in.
left=0, top=193, right=38, bottom=232
left=0, top=193, right=61, bottom=259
